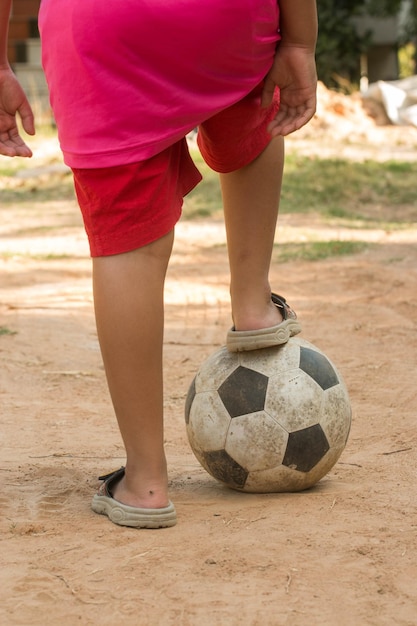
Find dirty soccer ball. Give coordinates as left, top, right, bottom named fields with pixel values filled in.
left=185, top=337, right=351, bottom=493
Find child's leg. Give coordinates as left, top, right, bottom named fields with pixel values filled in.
left=219, top=136, right=285, bottom=331
left=92, top=230, right=174, bottom=509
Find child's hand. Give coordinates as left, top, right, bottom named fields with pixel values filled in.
left=0, top=68, right=35, bottom=157
left=262, top=44, right=317, bottom=137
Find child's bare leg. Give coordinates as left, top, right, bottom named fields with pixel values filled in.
left=92, top=230, right=174, bottom=509
left=219, top=136, right=285, bottom=331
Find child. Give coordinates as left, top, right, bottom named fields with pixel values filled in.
left=0, top=0, right=318, bottom=528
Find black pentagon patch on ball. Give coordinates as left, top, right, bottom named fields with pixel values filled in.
left=184, top=376, right=196, bottom=425
left=299, top=346, right=339, bottom=390
left=202, top=449, right=248, bottom=489
left=283, top=424, right=330, bottom=473
left=218, top=366, right=268, bottom=418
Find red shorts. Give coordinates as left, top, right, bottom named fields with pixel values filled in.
left=73, top=84, right=279, bottom=257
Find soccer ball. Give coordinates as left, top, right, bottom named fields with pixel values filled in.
left=185, top=337, right=351, bottom=493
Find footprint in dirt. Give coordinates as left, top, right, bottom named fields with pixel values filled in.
left=3, top=466, right=92, bottom=526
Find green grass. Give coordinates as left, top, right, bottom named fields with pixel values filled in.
left=273, top=240, right=370, bottom=262
left=0, top=326, right=17, bottom=337
left=184, top=149, right=417, bottom=226
left=183, top=153, right=223, bottom=219
left=2, top=140, right=416, bottom=264
left=281, top=156, right=417, bottom=221
left=0, top=174, right=75, bottom=204
left=3, top=145, right=416, bottom=225
left=0, top=164, right=16, bottom=176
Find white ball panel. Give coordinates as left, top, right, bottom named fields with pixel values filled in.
left=194, top=347, right=238, bottom=393
left=237, top=342, right=300, bottom=377
left=188, top=391, right=230, bottom=452
left=225, top=412, right=288, bottom=471
left=320, top=384, right=352, bottom=447
left=265, top=369, right=324, bottom=432
left=243, top=464, right=309, bottom=493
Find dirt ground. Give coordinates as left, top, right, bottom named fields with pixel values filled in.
left=1, top=104, right=417, bottom=625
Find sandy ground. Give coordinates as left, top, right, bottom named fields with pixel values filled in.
left=1, top=118, right=417, bottom=625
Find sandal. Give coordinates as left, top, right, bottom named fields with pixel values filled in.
left=226, top=293, right=301, bottom=352
left=91, top=467, right=177, bottom=528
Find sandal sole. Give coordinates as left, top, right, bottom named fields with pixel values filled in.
left=91, top=494, right=177, bottom=528
left=226, top=318, right=301, bottom=352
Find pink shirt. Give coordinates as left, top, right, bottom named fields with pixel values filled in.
left=39, top=0, right=280, bottom=168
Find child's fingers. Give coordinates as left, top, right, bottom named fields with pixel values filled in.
left=19, top=100, right=35, bottom=136
left=0, top=127, right=33, bottom=157
left=267, top=101, right=316, bottom=137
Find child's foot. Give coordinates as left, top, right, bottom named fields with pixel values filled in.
left=226, top=293, right=301, bottom=352
left=91, top=467, right=177, bottom=528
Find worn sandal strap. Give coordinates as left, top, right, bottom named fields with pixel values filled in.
left=271, top=293, right=297, bottom=321
left=97, top=467, right=125, bottom=497
left=98, top=467, right=125, bottom=482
